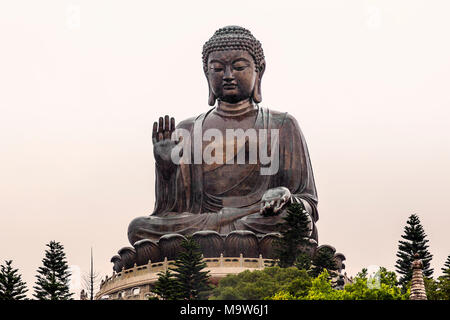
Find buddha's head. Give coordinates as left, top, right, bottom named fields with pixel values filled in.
left=202, top=26, right=266, bottom=106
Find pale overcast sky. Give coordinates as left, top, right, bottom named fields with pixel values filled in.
left=0, top=0, right=449, bottom=297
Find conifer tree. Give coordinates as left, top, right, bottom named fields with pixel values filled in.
left=442, top=255, right=450, bottom=279
left=33, top=241, right=73, bottom=300
left=171, top=236, right=212, bottom=300
left=294, top=253, right=312, bottom=271
left=151, top=269, right=179, bottom=300
left=273, top=202, right=312, bottom=268
left=310, top=247, right=337, bottom=278
left=395, top=214, right=433, bottom=287
left=0, top=260, right=28, bottom=300
left=425, top=256, right=450, bottom=300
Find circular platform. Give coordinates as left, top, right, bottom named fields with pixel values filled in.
left=96, top=254, right=275, bottom=300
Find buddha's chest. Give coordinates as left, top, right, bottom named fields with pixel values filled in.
left=200, top=113, right=261, bottom=196
left=200, top=113, right=258, bottom=168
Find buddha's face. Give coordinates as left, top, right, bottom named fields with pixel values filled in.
left=207, top=50, right=258, bottom=104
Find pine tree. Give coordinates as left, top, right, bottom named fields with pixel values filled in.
left=274, top=202, right=312, bottom=268
left=171, top=236, right=212, bottom=300
left=395, top=214, right=433, bottom=287
left=0, top=260, right=28, bottom=300
left=294, top=253, right=312, bottom=271
left=310, top=248, right=337, bottom=278
left=151, top=269, right=179, bottom=300
left=442, top=255, right=450, bottom=279
left=33, top=241, right=73, bottom=300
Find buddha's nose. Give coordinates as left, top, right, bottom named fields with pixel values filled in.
left=223, top=66, right=234, bottom=81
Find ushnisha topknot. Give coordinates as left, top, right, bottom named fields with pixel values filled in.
left=202, top=25, right=265, bottom=73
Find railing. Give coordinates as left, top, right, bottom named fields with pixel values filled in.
left=97, top=254, right=275, bottom=298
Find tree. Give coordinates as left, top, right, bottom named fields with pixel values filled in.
left=309, top=248, right=337, bottom=278
left=210, top=267, right=311, bottom=300
left=81, top=247, right=101, bottom=300
left=341, top=267, right=407, bottom=300
left=171, top=236, right=212, bottom=300
left=0, top=260, right=28, bottom=300
left=435, top=276, right=450, bottom=300
left=423, top=256, right=450, bottom=300
left=300, top=269, right=344, bottom=300
left=442, top=255, right=450, bottom=279
left=151, top=269, right=179, bottom=300
left=33, top=241, right=73, bottom=300
left=423, top=278, right=440, bottom=300
left=273, top=203, right=312, bottom=268
left=270, top=267, right=408, bottom=300
left=294, top=253, right=311, bottom=271
left=395, top=214, right=433, bottom=288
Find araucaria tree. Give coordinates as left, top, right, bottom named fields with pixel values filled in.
left=33, top=241, right=73, bottom=300
left=0, top=260, right=28, bottom=300
left=151, top=269, right=179, bottom=300
left=273, top=203, right=312, bottom=268
left=395, top=214, right=433, bottom=287
left=171, top=236, right=212, bottom=300
left=442, top=255, right=450, bottom=279
left=310, top=248, right=338, bottom=278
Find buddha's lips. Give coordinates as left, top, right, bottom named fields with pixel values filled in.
left=223, top=84, right=237, bottom=90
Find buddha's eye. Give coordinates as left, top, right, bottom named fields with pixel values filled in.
left=210, top=64, right=224, bottom=72
left=233, top=61, right=249, bottom=71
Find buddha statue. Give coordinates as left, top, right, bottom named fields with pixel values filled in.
left=123, top=26, right=319, bottom=263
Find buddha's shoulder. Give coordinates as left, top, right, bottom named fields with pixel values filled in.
left=176, top=116, right=197, bottom=130
left=266, top=107, right=300, bottom=128
left=176, top=108, right=215, bottom=130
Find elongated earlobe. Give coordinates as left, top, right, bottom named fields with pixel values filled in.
left=252, top=61, right=265, bottom=104
left=252, top=77, right=262, bottom=103
left=206, top=73, right=216, bottom=106
left=208, top=87, right=216, bottom=106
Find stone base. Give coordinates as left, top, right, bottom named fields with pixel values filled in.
left=97, top=255, right=274, bottom=300
left=103, top=230, right=349, bottom=300
left=111, top=230, right=321, bottom=273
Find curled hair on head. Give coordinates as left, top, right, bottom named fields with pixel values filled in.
left=202, top=26, right=265, bottom=73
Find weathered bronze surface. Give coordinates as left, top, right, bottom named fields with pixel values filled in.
left=127, top=26, right=319, bottom=250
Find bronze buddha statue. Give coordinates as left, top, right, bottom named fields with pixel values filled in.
left=115, top=26, right=321, bottom=268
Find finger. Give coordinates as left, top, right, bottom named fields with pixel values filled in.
left=170, top=117, right=175, bottom=133
left=170, top=117, right=176, bottom=139
left=164, top=115, right=170, bottom=139
left=158, top=117, right=164, bottom=132
left=158, top=117, right=164, bottom=141
left=152, top=122, right=158, bottom=143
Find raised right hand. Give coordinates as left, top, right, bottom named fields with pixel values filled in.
left=152, top=115, right=178, bottom=172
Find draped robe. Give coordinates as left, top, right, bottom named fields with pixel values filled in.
left=128, top=106, right=318, bottom=244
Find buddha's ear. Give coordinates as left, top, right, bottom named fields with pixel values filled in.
left=206, top=73, right=216, bottom=106
left=252, top=60, right=266, bottom=104
left=208, top=85, right=216, bottom=106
